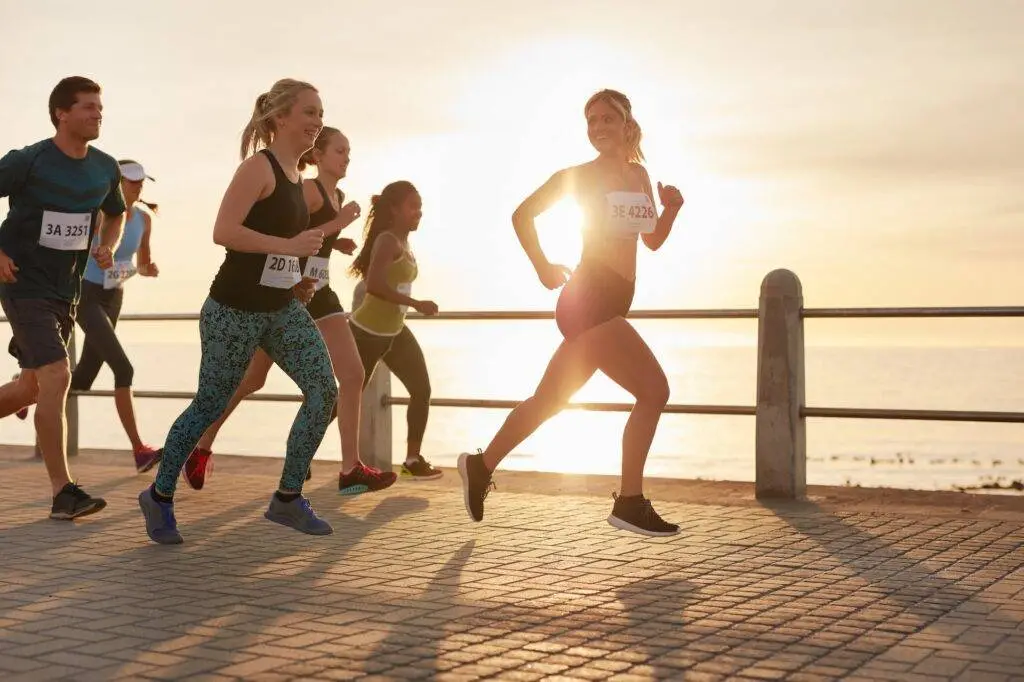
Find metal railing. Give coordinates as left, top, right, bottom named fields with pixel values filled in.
left=3, top=269, right=1023, bottom=498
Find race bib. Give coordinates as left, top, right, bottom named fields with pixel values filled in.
left=397, top=282, right=412, bottom=315
left=259, top=254, right=302, bottom=289
left=606, top=192, right=656, bottom=236
left=39, top=211, right=91, bottom=251
left=304, top=256, right=330, bottom=291
left=103, top=260, right=137, bottom=290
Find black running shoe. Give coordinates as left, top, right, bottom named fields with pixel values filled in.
left=457, top=450, right=494, bottom=522
left=50, top=483, right=107, bottom=520
left=401, top=455, right=444, bottom=481
left=607, top=493, right=679, bottom=537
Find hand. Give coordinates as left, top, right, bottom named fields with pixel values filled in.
left=139, top=262, right=160, bottom=277
left=413, top=299, right=439, bottom=316
left=92, top=245, right=114, bottom=270
left=334, top=237, right=357, bottom=255
left=286, top=230, right=323, bottom=257
left=535, top=261, right=572, bottom=290
left=292, top=277, right=317, bottom=305
left=338, top=201, right=361, bottom=229
left=0, top=250, right=18, bottom=283
left=657, top=181, right=684, bottom=211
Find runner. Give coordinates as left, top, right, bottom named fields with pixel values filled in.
left=182, top=127, right=397, bottom=496
left=138, top=78, right=337, bottom=544
left=0, top=76, right=126, bottom=519
left=458, top=89, right=685, bottom=537
left=347, top=181, right=442, bottom=483
left=71, top=159, right=162, bottom=473
left=352, top=278, right=442, bottom=481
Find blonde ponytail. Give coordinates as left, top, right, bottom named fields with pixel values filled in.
left=585, top=89, right=645, bottom=164
left=239, top=79, right=318, bottom=160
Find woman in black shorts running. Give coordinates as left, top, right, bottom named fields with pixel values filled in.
left=458, top=89, right=685, bottom=537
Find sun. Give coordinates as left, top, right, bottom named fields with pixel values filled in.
left=534, top=198, right=584, bottom=268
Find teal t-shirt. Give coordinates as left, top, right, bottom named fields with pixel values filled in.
left=0, top=139, right=126, bottom=303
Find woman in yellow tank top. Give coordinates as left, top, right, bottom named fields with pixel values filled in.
left=348, top=181, right=444, bottom=482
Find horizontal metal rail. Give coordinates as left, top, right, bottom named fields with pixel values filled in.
left=93, top=309, right=762, bottom=322
left=802, top=306, right=1024, bottom=318
left=71, top=390, right=1024, bottom=423
left=803, top=406, right=1024, bottom=423
left=71, top=389, right=754, bottom=416
left=6, top=305, right=1024, bottom=326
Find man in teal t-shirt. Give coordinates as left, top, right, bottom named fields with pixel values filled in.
left=0, top=76, right=126, bottom=521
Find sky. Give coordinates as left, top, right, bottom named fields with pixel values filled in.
left=1, top=0, right=1022, bottom=346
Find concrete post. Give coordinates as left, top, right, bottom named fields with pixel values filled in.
left=351, top=281, right=393, bottom=473
left=755, top=269, right=806, bottom=499
left=359, top=366, right=393, bottom=473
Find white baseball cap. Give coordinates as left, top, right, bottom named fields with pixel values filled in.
left=118, top=160, right=154, bottom=182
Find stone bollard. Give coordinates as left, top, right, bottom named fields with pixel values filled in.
left=755, top=269, right=806, bottom=499
left=352, top=281, right=394, bottom=473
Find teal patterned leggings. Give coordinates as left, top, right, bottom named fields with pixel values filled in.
left=154, top=297, right=337, bottom=496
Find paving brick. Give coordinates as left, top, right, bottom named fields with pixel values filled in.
left=0, top=451, right=1022, bottom=682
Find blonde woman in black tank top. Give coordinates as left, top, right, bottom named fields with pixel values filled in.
left=138, top=80, right=337, bottom=545
left=183, top=128, right=398, bottom=496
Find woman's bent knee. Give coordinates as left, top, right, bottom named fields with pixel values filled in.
left=113, top=361, right=134, bottom=389
left=638, top=372, right=670, bottom=408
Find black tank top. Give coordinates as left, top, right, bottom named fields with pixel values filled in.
left=209, top=150, right=310, bottom=312
left=307, top=179, right=340, bottom=255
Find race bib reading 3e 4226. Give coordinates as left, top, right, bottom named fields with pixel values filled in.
left=303, top=256, right=330, bottom=291
left=39, top=211, right=91, bottom=251
left=260, top=254, right=302, bottom=289
left=605, top=192, right=656, bottom=236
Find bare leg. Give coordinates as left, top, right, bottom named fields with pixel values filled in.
left=482, top=317, right=668, bottom=496
left=481, top=339, right=598, bottom=471
left=315, top=314, right=364, bottom=470
left=34, top=361, right=74, bottom=496
left=114, top=387, right=145, bottom=450
left=194, top=349, right=274, bottom=451
left=0, top=371, right=38, bottom=418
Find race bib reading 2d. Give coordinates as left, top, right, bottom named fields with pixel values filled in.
left=260, top=255, right=302, bottom=289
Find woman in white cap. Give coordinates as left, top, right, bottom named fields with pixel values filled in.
left=70, top=159, right=162, bottom=472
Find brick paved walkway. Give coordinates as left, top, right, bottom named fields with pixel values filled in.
left=1, top=448, right=1022, bottom=681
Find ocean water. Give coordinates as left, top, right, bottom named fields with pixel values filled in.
left=2, top=319, right=1022, bottom=493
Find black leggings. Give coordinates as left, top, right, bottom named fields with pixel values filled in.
left=71, top=281, right=134, bottom=390
left=351, top=324, right=431, bottom=444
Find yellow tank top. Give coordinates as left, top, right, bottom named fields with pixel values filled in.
left=350, top=242, right=418, bottom=337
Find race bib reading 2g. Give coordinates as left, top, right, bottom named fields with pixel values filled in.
left=103, top=260, right=137, bottom=290
left=304, top=256, right=330, bottom=291
left=39, top=211, right=91, bottom=251
left=606, top=192, right=656, bottom=236
left=260, top=255, right=302, bottom=289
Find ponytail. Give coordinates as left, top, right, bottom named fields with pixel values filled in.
left=239, top=79, right=318, bottom=161
left=585, top=89, right=645, bottom=164
left=348, top=182, right=417, bottom=279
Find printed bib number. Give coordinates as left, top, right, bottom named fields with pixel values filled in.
left=259, top=254, right=302, bottom=289
left=103, top=260, right=137, bottom=290
left=39, top=211, right=91, bottom=251
left=606, top=192, right=656, bottom=236
left=304, top=256, right=330, bottom=291
left=397, top=282, right=412, bottom=314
